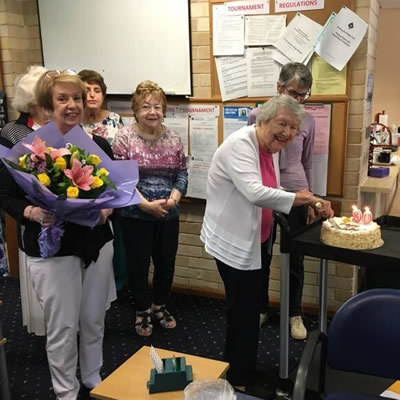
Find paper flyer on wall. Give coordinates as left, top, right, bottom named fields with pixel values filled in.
left=247, top=47, right=281, bottom=97
left=186, top=156, right=210, bottom=200
left=311, top=55, right=347, bottom=95
left=274, top=12, right=322, bottom=64
left=315, top=6, right=368, bottom=71
left=215, top=55, right=248, bottom=102
left=213, top=4, right=245, bottom=56
left=305, top=103, right=332, bottom=196
left=244, top=14, right=286, bottom=46
left=163, top=116, right=189, bottom=156
left=223, top=106, right=253, bottom=140
left=189, top=115, right=218, bottom=162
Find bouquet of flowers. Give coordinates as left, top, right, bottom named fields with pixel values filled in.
left=0, top=122, right=140, bottom=257
left=6, top=136, right=116, bottom=200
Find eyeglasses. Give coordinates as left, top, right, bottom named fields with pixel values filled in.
left=284, top=87, right=311, bottom=100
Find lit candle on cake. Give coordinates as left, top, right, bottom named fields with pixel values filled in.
left=362, top=207, right=373, bottom=224
left=352, top=205, right=362, bottom=223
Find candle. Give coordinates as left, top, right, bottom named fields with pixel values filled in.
left=352, top=205, right=362, bottom=223
left=362, top=207, right=373, bottom=224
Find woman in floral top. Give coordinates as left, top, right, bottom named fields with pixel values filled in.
left=78, top=69, right=124, bottom=145
left=78, top=69, right=126, bottom=293
left=113, top=80, right=188, bottom=337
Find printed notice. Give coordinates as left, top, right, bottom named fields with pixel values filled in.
left=247, top=47, right=281, bottom=97
left=315, top=7, right=368, bottom=71
left=311, top=55, right=347, bottom=95
left=245, top=14, right=286, bottom=46
left=215, top=55, right=248, bottom=102
left=275, top=12, right=322, bottom=64
left=305, top=103, right=332, bottom=196
left=213, top=5, right=245, bottom=56
left=223, top=106, right=253, bottom=140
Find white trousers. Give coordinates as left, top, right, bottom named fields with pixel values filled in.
left=28, top=240, right=116, bottom=400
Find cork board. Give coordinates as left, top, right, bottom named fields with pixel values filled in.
left=205, top=0, right=355, bottom=197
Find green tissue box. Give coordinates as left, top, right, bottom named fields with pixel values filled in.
left=147, top=356, right=193, bottom=394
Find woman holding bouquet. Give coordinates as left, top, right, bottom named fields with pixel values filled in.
left=113, top=80, right=188, bottom=337
left=0, top=70, right=116, bottom=400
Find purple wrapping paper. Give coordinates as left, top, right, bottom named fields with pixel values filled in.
left=0, top=122, right=141, bottom=227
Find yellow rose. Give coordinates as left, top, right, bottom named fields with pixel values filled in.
left=98, top=167, right=109, bottom=176
left=37, top=173, right=51, bottom=187
left=66, top=186, right=79, bottom=198
left=90, top=176, right=104, bottom=189
left=19, top=154, right=27, bottom=167
left=55, top=156, right=67, bottom=170
left=87, top=154, right=102, bottom=165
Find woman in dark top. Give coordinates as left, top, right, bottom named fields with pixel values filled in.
left=0, top=70, right=115, bottom=400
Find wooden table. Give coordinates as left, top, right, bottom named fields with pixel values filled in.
left=90, top=346, right=229, bottom=400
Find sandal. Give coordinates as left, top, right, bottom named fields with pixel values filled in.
left=135, top=311, right=153, bottom=337
left=152, top=305, right=176, bottom=329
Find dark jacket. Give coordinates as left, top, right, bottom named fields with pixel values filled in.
left=0, top=133, right=114, bottom=266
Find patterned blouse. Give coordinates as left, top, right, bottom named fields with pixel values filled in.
left=112, top=125, right=188, bottom=221
left=82, top=111, right=123, bottom=145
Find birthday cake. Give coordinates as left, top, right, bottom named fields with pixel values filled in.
left=320, top=214, right=383, bottom=250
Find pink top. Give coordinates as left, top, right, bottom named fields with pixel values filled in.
left=259, top=146, right=278, bottom=242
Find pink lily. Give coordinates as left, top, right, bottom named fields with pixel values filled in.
left=63, top=158, right=95, bottom=191
left=23, top=136, right=47, bottom=161
left=49, top=147, right=71, bottom=160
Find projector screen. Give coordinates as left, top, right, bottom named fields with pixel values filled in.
left=38, top=0, right=192, bottom=95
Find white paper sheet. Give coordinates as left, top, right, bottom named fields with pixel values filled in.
left=213, top=5, right=245, bottom=56
left=189, top=115, right=219, bottom=162
left=215, top=55, right=248, bottom=102
left=186, top=157, right=210, bottom=200
left=163, top=116, right=189, bottom=156
left=275, top=12, right=322, bottom=63
left=244, top=14, right=286, bottom=46
left=247, top=47, right=281, bottom=97
left=315, top=6, right=368, bottom=71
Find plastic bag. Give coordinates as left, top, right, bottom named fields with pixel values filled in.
left=183, top=379, right=236, bottom=400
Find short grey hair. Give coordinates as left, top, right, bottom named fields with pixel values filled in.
left=278, top=62, right=312, bottom=90
left=255, top=94, right=304, bottom=126
left=12, top=65, right=48, bottom=113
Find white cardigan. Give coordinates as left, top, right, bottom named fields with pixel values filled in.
left=200, top=125, right=296, bottom=271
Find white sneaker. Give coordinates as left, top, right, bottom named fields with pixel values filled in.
left=259, top=312, right=268, bottom=327
left=290, top=316, right=307, bottom=340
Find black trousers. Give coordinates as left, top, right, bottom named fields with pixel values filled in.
left=261, top=205, right=307, bottom=316
left=216, top=258, right=263, bottom=386
left=119, top=216, right=179, bottom=311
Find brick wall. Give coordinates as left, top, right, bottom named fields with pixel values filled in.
left=0, top=0, right=380, bottom=310
left=0, top=0, right=42, bottom=121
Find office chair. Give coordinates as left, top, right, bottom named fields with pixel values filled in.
left=292, top=288, right=400, bottom=400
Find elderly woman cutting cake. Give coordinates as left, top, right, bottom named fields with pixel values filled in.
left=201, top=95, right=333, bottom=394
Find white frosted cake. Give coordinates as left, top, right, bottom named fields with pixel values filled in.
left=320, top=216, right=383, bottom=250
